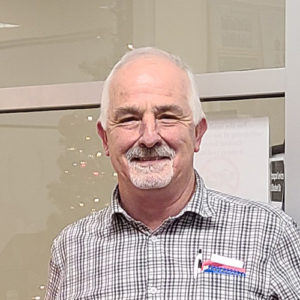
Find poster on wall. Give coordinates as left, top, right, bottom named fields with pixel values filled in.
left=270, top=155, right=285, bottom=210
left=194, top=117, right=269, bottom=203
left=207, top=0, right=285, bottom=71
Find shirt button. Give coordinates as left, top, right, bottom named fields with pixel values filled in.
left=150, top=236, right=158, bottom=242
left=148, top=286, right=158, bottom=294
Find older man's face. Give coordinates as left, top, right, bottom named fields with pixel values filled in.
left=98, top=56, right=206, bottom=190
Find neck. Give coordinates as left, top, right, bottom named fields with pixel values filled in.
left=118, top=170, right=196, bottom=231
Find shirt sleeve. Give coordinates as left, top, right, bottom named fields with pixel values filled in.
left=45, top=241, right=63, bottom=300
left=269, top=218, right=300, bottom=299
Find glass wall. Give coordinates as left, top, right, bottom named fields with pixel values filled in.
left=1, top=0, right=284, bottom=88
left=0, top=97, right=284, bottom=298
left=0, top=108, right=114, bottom=299
left=202, top=97, right=285, bottom=147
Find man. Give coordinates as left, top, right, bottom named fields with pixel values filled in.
left=46, top=47, right=300, bottom=299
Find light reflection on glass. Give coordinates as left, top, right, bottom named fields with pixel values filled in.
left=80, top=161, right=87, bottom=168
left=0, top=108, right=117, bottom=298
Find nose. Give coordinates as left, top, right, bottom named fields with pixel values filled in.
left=138, top=115, right=162, bottom=148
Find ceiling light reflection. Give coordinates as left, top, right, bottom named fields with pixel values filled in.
left=127, top=43, right=134, bottom=50
left=80, top=161, right=87, bottom=168
left=0, top=23, right=20, bottom=28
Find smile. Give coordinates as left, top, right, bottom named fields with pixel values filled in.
left=132, top=156, right=170, bottom=162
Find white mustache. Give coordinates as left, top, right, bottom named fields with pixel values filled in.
left=126, top=145, right=175, bottom=161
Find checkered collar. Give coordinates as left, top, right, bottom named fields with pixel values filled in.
left=105, top=170, right=215, bottom=228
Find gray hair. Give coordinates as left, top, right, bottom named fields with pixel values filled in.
left=98, top=47, right=205, bottom=129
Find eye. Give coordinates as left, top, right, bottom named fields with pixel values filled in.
left=118, top=116, right=139, bottom=124
left=159, top=114, right=178, bottom=121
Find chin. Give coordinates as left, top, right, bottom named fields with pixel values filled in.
left=131, top=176, right=173, bottom=190
left=129, top=167, right=174, bottom=190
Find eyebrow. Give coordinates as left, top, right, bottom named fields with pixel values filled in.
left=113, top=106, right=142, bottom=120
left=154, top=105, right=184, bottom=116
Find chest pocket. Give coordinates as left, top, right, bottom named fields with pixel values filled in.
left=192, top=272, right=247, bottom=299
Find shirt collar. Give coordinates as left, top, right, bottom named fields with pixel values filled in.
left=181, top=170, right=215, bottom=218
left=104, top=169, right=215, bottom=229
left=103, top=186, right=133, bottom=229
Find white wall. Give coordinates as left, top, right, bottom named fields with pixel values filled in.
left=285, top=0, right=300, bottom=225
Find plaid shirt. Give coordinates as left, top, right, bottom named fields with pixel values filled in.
left=45, top=172, right=300, bottom=299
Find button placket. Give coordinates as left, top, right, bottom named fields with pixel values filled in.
left=147, top=234, right=162, bottom=297
left=150, top=235, right=158, bottom=243
left=148, top=286, right=158, bottom=294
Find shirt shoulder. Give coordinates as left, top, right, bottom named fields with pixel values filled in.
left=52, top=206, right=111, bottom=252
left=207, top=188, right=295, bottom=228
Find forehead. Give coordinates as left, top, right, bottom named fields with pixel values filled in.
left=109, top=56, right=190, bottom=105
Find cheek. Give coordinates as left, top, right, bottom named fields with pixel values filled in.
left=160, top=127, right=195, bottom=148
left=108, top=129, right=139, bottom=154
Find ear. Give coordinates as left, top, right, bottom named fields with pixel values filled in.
left=97, top=122, right=110, bottom=156
left=194, top=118, right=207, bottom=152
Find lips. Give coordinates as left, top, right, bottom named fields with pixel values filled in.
left=132, top=156, right=170, bottom=162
